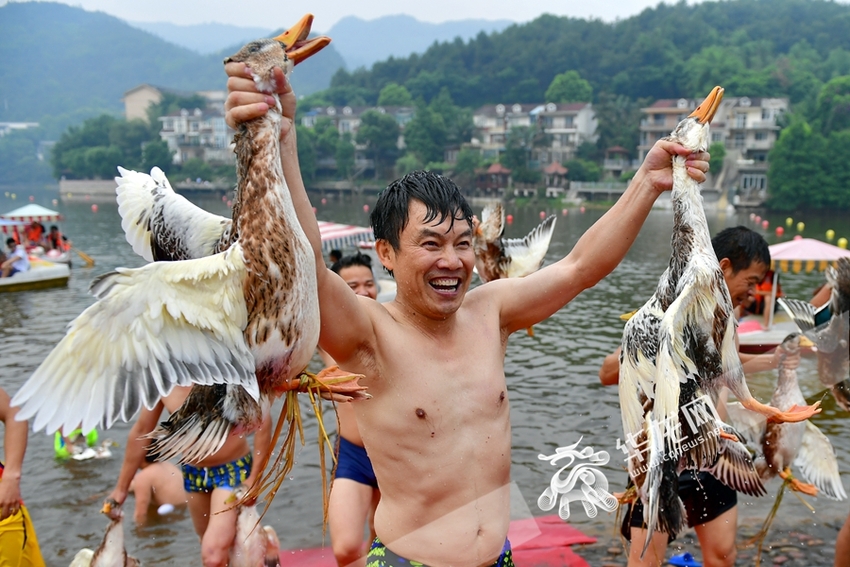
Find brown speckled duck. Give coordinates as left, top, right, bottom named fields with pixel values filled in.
left=13, top=16, right=366, bottom=502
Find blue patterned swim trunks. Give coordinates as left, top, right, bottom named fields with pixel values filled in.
left=181, top=453, right=252, bottom=493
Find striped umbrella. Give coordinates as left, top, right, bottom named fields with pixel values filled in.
left=1, top=204, right=63, bottom=223
left=769, top=238, right=850, bottom=274
left=317, top=221, right=374, bottom=253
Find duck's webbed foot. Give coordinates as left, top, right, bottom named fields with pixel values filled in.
left=740, top=397, right=821, bottom=424
left=281, top=365, right=370, bottom=402
left=779, top=467, right=818, bottom=496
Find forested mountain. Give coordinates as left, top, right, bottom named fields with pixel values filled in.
left=323, top=0, right=850, bottom=109
left=0, top=2, right=345, bottom=128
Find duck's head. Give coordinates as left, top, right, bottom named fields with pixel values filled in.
left=668, top=86, right=724, bottom=152
left=224, top=14, right=331, bottom=92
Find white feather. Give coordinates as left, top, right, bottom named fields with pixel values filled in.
left=12, top=246, right=256, bottom=434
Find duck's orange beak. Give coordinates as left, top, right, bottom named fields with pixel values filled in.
left=273, top=14, right=331, bottom=65
left=689, top=86, right=724, bottom=124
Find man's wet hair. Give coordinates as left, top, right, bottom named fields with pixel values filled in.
left=6, top=238, right=15, bottom=247
left=331, top=252, right=372, bottom=275
left=371, top=170, right=474, bottom=251
left=712, top=226, right=770, bottom=273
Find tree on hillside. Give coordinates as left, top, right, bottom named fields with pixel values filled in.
left=0, top=129, right=53, bottom=184
left=335, top=134, right=355, bottom=180
left=451, top=147, right=483, bottom=188
left=545, top=70, right=592, bottom=103
left=767, top=118, right=829, bottom=210
left=377, top=83, right=414, bottom=106
left=403, top=103, right=447, bottom=164
left=141, top=140, right=173, bottom=174
left=593, top=93, right=645, bottom=159
left=296, top=125, right=318, bottom=184
left=357, top=110, right=400, bottom=179
left=815, top=75, right=850, bottom=135
left=683, top=46, right=746, bottom=97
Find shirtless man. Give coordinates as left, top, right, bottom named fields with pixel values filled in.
left=323, top=253, right=381, bottom=566
left=104, top=386, right=271, bottom=567
left=225, top=64, right=709, bottom=566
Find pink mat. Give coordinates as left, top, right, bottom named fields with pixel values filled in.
left=279, top=515, right=595, bottom=566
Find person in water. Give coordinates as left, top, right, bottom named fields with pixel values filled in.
left=323, top=253, right=381, bottom=566
left=224, top=62, right=709, bottom=567
left=0, top=387, right=45, bottom=567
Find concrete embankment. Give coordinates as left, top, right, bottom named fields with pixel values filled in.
left=59, top=179, right=116, bottom=201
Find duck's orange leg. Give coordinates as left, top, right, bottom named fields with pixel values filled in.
left=739, top=397, right=821, bottom=424
left=779, top=467, right=818, bottom=496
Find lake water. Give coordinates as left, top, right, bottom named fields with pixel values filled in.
left=0, top=186, right=847, bottom=564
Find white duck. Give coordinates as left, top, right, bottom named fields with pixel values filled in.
left=13, top=17, right=366, bottom=500
left=618, top=86, right=819, bottom=551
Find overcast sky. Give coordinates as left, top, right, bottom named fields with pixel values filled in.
left=6, top=0, right=702, bottom=29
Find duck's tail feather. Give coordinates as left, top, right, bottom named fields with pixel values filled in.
left=147, top=384, right=263, bottom=463
left=641, top=415, right=686, bottom=558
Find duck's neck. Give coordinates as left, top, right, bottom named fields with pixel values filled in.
left=666, top=156, right=713, bottom=284
left=232, top=100, right=298, bottom=232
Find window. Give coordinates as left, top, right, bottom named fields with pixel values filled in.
left=734, top=132, right=745, bottom=148
left=741, top=174, right=766, bottom=190
left=755, top=132, right=767, bottom=141
left=654, top=114, right=665, bottom=125
left=735, top=113, right=747, bottom=128
left=761, top=109, right=772, bottom=121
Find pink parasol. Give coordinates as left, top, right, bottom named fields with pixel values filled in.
left=769, top=238, right=850, bottom=273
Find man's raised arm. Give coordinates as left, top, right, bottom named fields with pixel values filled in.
left=493, top=139, right=709, bottom=335
left=224, top=64, right=374, bottom=362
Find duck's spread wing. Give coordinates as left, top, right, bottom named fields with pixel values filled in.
left=794, top=420, right=847, bottom=500
left=116, top=166, right=232, bottom=262
left=12, top=246, right=254, bottom=434
left=502, top=215, right=557, bottom=278
left=705, top=431, right=766, bottom=497
left=478, top=202, right=505, bottom=242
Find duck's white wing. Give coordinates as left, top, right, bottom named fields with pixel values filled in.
left=12, top=246, right=254, bottom=435
left=794, top=420, right=847, bottom=500
left=502, top=215, right=556, bottom=278
left=116, top=166, right=232, bottom=262
left=478, top=202, right=505, bottom=242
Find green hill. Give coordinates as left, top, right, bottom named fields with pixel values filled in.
left=0, top=2, right=345, bottom=126
left=327, top=0, right=850, bottom=107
